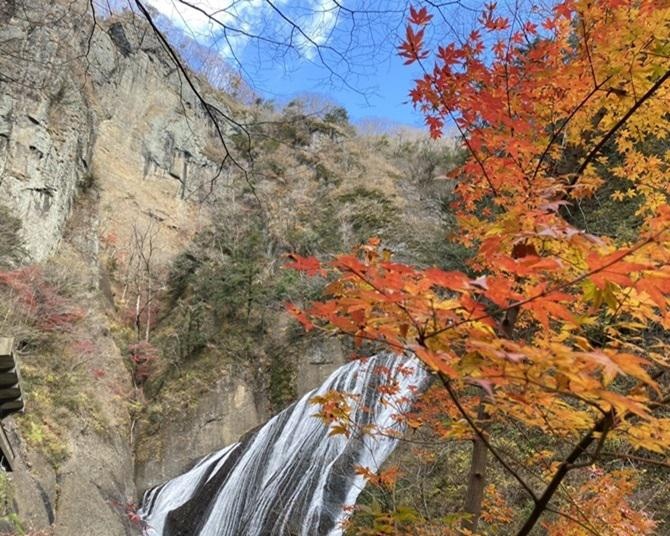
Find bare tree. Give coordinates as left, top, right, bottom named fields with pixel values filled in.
left=122, top=221, right=160, bottom=342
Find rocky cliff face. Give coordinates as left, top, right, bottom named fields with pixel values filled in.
left=0, top=2, right=94, bottom=262
left=0, top=3, right=245, bottom=534
left=0, top=3, right=239, bottom=265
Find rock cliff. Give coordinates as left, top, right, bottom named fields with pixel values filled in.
left=1, top=3, right=239, bottom=266
left=0, top=3, right=246, bottom=533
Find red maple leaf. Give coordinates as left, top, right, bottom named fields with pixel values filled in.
left=409, top=5, right=433, bottom=25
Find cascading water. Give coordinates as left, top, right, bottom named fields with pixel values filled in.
left=139, top=353, right=429, bottom=536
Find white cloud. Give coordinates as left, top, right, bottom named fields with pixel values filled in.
left=146, top=0, right=223, bottom=37
left=307, top=0, right=338, bottom=45
left=146, top=0, right=340, bottom=61
left=298, top=0, right=338, bottom=59
left=145, top=0, right=271, bottom=60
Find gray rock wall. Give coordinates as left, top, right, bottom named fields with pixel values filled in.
left=0, top=4, right=94, bottom=261
left=0, top=2, right=237, bottom=264
left=135, top=374, right=263, bottom=493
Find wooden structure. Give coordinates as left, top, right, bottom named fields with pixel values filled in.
left=0, top=338, right=23, bottom=471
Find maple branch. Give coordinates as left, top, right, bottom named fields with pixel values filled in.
left=515, top=410, right=615, bottom=536
left=415, top=58, right=499, bottom=197
left=571, top=69, right=670, bottom=186
left=579, top=15, right=598, bottom=89
left=492, top=423, right=605, bottom=536
left=439, top=374, right=539, bottom=503
left=445, top=108, right=499, bottom=198
left=424, top=227, right=667, bottom=341
left=544, top=507, right=603, bottom=536
left=344, top=265, right=426, bottom=340
left=513, top=372, right=667, bottom=535
left=566, top=421, right=610, bottom=469
left=601, top=452, right=670, bottom=469
left=503, top=13, right=517, bottom=135
left=530, top=75, right=614, bottom=184
left=485, top=374, right=608, bottom=417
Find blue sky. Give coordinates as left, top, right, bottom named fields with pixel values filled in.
left=254, top=48, right=426, bottom=128
left=143, top=0, right=460, bottom=129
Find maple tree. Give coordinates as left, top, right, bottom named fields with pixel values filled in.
left=289, top=0, right=670, bottom=533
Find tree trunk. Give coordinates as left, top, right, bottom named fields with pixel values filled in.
left=135, top=294, right=141, bottom=341
left=462, top=402, right=489, bottom=533
left=145, top=287, right=152, bottom=342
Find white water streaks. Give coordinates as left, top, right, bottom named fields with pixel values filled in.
left=139, top=353, right=429, bottom=536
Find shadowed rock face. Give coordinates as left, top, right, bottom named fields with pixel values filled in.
left=108, top=23, right=133, bottom=57
left=140, top=354, right=429, bottom=536
left=0, top=0, right=15, bottom=23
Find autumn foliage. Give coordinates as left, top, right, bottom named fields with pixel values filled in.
left=290, top=0, right=670, bottom=533
left=0, top=267, right=85, bottom=332
left=128, top=341, right=160, bottom=384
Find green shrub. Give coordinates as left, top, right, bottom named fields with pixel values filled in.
left=323, top=107, right=349, bottom=126
left=160, top=215, right=270, bottom=368
left=0, top=470, right=23, bottom=534
left=337, top=187, right=396, bottom=241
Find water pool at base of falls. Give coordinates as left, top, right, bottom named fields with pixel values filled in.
left=139, top=353, right=429, bottom=536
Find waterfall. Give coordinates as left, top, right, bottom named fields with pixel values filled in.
left=139, top=353, right=429, bottom=536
